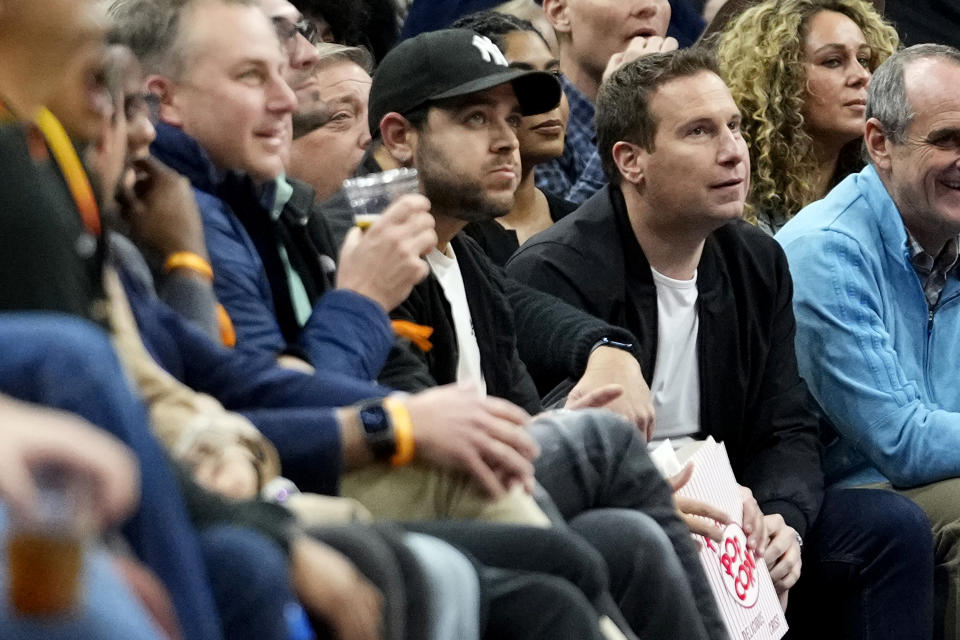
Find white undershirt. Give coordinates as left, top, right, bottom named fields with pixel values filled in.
left=425, top=246, right=487, bottom=395
left=649, top=268, right=701, bottom=440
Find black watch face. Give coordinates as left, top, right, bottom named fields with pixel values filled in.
left=360, top=405, right=390, bottom=435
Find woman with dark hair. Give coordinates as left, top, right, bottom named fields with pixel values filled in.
left=453, top=11, right=574, bottom=265
left=714, top=0, right=898, bottom=233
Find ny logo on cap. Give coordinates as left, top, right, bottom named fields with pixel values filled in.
left=471, top=34, right=509, bottom=67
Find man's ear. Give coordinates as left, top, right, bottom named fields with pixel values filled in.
left=379, top=112, right=417, bottom=166
left=542, top=0, right=572, bottom=35
left=864, top=117, right=893, bottom=171
left=146, top=75, right=183, bottom=127
left=612, top=140, right=645, bottom=187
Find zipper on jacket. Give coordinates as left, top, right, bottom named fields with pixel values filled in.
left=924, top=290, right=960, bottom=402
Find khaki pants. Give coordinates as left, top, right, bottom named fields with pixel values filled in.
left=341, top=462, right=551, bottom=527
left=864, top=478, right=960, bottom=640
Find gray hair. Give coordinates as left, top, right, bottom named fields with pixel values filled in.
left=867, top=43, right=960, bottom=144
left=314, top=43, right=374, bottom=75
left=108, top=0, right=255, bottom=78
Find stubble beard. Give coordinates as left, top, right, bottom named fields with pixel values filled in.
left=415, top=136, right=512, bottom=224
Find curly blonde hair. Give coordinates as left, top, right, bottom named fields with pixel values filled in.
left=716, top=0, right=898, bottom=222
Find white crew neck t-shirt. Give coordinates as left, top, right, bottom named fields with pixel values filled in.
left=649, top=267, right=701, bottom=440
left=425, top=245, right=487, bottom=394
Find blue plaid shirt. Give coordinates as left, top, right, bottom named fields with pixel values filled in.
left=535, top=75, right=608, bottom=205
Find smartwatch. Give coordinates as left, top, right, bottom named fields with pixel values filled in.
left=358, top=401, right=396, bottom=461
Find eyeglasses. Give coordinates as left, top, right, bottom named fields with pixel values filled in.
left=271, top=17, right=318, bottom=50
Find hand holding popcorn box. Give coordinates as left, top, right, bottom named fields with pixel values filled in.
left=651, top=437, right=788, bottom=640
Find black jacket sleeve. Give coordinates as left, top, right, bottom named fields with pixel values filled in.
left=502, top=273, right=639, bottom=395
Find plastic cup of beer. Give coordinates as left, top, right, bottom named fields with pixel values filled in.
left=342, top=168, right=420, bottom=230
left=6, top=463, right=94, bottom=616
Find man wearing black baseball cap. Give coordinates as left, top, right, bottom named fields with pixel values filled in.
left=367, top=28, right=562, bottom=138
left=368, top=28, right=728, bottom=640
left=369, top=28, right=562, bottom=231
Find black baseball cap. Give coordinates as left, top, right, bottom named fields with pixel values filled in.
left=368, top=28, right=562, bottom=137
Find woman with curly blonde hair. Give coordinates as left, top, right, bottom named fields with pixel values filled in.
left=715, top=0, right=898, bottom=233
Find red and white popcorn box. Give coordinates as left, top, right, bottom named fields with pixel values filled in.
left=651, top=438, right=788, bottom=640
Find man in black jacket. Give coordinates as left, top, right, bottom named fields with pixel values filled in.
left=507, top=47, right=934, bottom=638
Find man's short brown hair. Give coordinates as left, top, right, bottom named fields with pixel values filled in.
left=595, top=47, right=720, bottom=184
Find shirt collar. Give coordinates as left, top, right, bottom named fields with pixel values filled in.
left=906, top=230, right=960, bottom=276
left=270, top=175, right=295, bottom=221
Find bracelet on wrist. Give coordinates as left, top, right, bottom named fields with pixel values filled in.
left=383, top=397, right=415, bottom=467
left=164, top=251, right=214, bottom=281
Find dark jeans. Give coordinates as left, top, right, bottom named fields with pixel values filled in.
left=529, top=409, right=727, bottom=640
left=788, top=487, right=934, bottom=640
left=479, top=567, right=605, bottom=640
left=0, top=314, right=224, bottom=640
left=311, top=521, right=614, bottom=640
left=306, top=524, right=446, bottom=640
left=405, top=521, right=615, bottom=640
left=200, top=525, right=299, bottom=640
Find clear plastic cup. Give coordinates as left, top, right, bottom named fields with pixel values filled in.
left=342, top=168, right=420, bottom=229
left=6, top=464, right=94, bottom=616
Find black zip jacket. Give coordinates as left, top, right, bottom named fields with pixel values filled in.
left=507, top=185, right=824, bottom=537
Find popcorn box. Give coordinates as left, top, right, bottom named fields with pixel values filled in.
left=650, top=437, right=788, bottom=640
